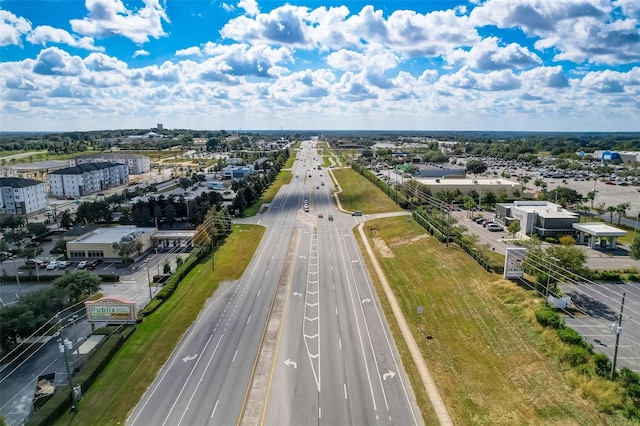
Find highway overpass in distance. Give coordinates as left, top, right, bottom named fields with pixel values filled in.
left=128, top=141, right=422, bottom=426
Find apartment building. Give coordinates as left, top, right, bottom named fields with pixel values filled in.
left=48, top=162, right=128, bottom=197
left=69, top=153, right=151, bottom=174
left=0, top=177, right=48, bottom=216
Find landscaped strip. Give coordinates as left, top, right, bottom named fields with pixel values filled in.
left=332, top=168, right=402, bottom=214
left=53, top=224, right=265, bottom=425
left=356, top=216, right=613, bottom=425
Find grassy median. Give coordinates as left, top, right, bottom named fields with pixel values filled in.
left=55, top=224, right=265, bottom=425
left=356, top=216, right=617, bottom=425
left=332, top=168, right=402, bottom=213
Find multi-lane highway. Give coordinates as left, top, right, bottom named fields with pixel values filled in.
left=128, top=140, right=422, bottom=425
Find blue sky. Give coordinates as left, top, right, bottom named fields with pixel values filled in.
left=1, top=0, right=639, bottom=132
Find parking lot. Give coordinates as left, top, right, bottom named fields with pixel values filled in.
left=562, top=281, right=640, bottom=373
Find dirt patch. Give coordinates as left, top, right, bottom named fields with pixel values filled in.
left=373, top=237, right=394, bottom=258
left=388, top=234, right=429, bottom=248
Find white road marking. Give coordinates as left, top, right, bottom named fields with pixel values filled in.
left=344, top=384, right=348, bottom=400
left=339, top=338, right=342, bottom=349
left=257, top=289, right=261, bottom=297
left=210, top=400, right=219, bottom=419
left=232, top=350, right=238, bottom=363
left=246, top=314, right=251, bottom=325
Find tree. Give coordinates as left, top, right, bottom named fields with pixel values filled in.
left=163, top=262, right=171, bottom=274
left=507, top=220, right=520, bottom=238
left=586, top=191, right=596, bottom=209
left=606, top=205, right=617, bottom=223
left=179, top=178, right=191, bottom=192
left=463, top=197, right=476, bottom=218
left=53, top=270, right=101, bottom=303
left=533, top=178, right=544, bottom=192
left=466, top=160, right=487, bottom=176
left=112, top=240, right=143, bottom=263
left=164, top=204, right=176, bottom=227
left=28, top=222, right=49, bottom=241
left=59, top=211, right=73, bottom=230
left=630, top=236, right=640, bottom=260
left=615, top=202, right=631, bottom=225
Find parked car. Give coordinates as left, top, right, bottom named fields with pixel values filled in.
left=487, top=224, right=504, bottom=232
left=475, top=217, right=488, bottom=224
left=78, top=261, right=88, bottom=269
left=328, top=215, right=334, bottom=221
left=86, top=259, right=103, bottom=269
left=46, top=262, right=59, bottom=270
left=58, top=261, right=71, bottom=269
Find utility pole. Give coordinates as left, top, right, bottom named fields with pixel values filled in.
left=610, top=292, right=625, bottom=380
left=57, top=314, right=79, bottom=412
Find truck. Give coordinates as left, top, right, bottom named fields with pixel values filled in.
left=33, top=372, right=56, bottom=411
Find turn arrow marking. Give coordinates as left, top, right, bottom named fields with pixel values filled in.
left=383, top=370, right=396, bottom=380
left=362, top=298, right=372, bottom=304
left=293, top=292, right=302, bottom=297
left=284, top=359, right=297, bottom=369
left=182, top=354, right=198, bottom=363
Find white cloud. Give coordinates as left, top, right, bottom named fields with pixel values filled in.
left=32, top=47, right=87, bottom=76
left=470, top=0, right=640, bottom=64
left=238, top=0, right=259, bottom=17
left=70, top=0, right=169, bottom=44
left=221, top=4, right=480, bottom=58
left=0, top=10, right=31, bottom=46
left=27, top=25, right=103, bottom=51
left=176, top=46, right=202, bottom=57
left=447, top=37, right=541, bottom=70
left=133, top=49, right=150, bottom=57
left=438, top=67, right=521, bottom=91
left=84, top=52, right=128, bottom=72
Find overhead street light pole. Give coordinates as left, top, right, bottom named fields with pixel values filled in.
left=610, top=292, right=625, bottom=380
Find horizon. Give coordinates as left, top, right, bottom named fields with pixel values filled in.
left=1, top=0, right=639, bottom=132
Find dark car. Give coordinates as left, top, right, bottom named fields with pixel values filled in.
left=86, top=259, right=103, bottom=269
left=328, top=215, right=334, bottom=221
left=351, top=211, right=362, bottom=216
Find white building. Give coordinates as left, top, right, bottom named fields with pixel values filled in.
left=66, top=226, right=156, bottom=260
left=70, top=153, right=151, bottom=174
left=48, top=162, right=128, bottom=197
left=0, top=177, right=48, bottom=216
left=414, top=177, right=523, bottom=199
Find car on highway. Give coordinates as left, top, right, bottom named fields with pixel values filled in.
left=351, top=211, right=362, bottom=216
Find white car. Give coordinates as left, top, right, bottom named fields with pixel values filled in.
left=46, top=262, right=59, bottom=270
left=78, top=261, right=88, bottom=269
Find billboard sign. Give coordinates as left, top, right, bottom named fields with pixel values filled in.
left=504, top=247, right=527, bottom=279
left=85, top=296, right=136, bottom=323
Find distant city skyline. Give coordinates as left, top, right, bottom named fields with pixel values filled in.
left=1, top=0, right=639, bottom=132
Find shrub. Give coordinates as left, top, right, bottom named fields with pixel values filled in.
left=557, top=327, right=586, bottom=346
left=627, top=274, right=640, bottom=282
left=594, top=353, right=612, bottom=378
left=618, top=367, right=640, bottom=387
left=563, top=346, right=591, bottom=367
left=535, top=306, right=564, bottom=329
left=92, top=326, right=121, bottom=335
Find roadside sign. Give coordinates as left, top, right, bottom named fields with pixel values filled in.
left=417, top=306, right=424, bottom=314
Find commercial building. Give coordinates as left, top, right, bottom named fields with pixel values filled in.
left=418, top=164, right=466, bottom=178
left=0, top=177, right=48, bottom=216
left=48, top=162, right=128, bottom=197
left=494, top=201, right=579, bottom=238
left=66, top=226, right=156, bottom=260
left=591, top=150, right=640, bottom=163
left=70, top=153, right=150, bottom=174
left=415, top=177, right=522, bottom=199
left=222, top=165, right=255, bottom=179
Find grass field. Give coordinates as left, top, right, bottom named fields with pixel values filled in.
left=356, top=216, right=617, bottom=425
left=333, top=168, right=402, bottom=213
left=243, top=170, right=292, bottom=216
left=55, top=224, right=265, bottom=425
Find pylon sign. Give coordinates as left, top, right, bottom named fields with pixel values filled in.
left=504, top=247, right=527, bottom=279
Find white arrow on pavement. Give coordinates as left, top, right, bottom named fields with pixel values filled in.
left=284, top=359, right=297, bottom=369
left=362, top=298, right=372, bottom=304
left=293, top=292, right=303, bottom=297
left=383, top=370, right=396, bottom=380
left=182, top=354, right=198, bottom=363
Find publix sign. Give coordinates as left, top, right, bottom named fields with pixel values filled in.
left=85, top=296, right=136, bottom=323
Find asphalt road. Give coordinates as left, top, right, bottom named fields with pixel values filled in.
left=562, top=281, right=640, bottom=373
left=128, top=142, right=422, bottom=425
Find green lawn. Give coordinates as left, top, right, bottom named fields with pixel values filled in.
left=55, top=224, right=265, bottom=425
left=243, top=170, right=292, bottom=216
left=333, top=168, right=402, bottom=213
left=356, top=216, right=615, bottom=425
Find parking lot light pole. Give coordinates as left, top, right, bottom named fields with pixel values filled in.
left=145, top=260, right=152, bottom=300
left=633, top=212, right=639, bottom=243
